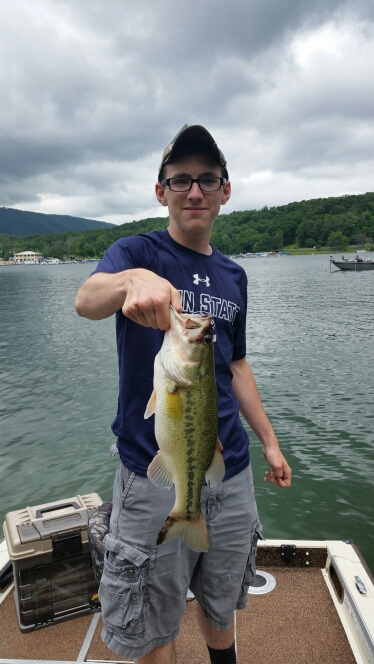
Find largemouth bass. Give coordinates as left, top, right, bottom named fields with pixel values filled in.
left=144, top=306, right=225, bottom=552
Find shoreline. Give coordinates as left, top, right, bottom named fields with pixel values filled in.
left=1, top=250, right=373, bottom=265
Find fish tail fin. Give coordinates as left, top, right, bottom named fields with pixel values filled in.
left=157, top=512, right=209, bottom=552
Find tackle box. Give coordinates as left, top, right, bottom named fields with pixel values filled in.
left=3, top=493, right=103, bottom=632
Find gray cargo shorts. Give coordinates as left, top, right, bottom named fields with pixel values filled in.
left=99, top=462, right=262, bottom=659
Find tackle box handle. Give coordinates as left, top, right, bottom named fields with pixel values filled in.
left=35, top=501, right=81, bottom=519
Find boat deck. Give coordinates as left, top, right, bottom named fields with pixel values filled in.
left=0, top=564, right=356, bottom=663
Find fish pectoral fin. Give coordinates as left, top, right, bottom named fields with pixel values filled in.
left=144, top=390, right=157, bottom=419
left=147, top=452, right=174, bottom=489
left=205, top=439, right=225, bottom=487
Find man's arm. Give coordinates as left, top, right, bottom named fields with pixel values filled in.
left=74, top=268, right=182, bottom=329
left=231, top=357, right=292, bottom=488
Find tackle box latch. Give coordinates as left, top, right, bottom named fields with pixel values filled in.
left=52, top=531, right=82, bottom=559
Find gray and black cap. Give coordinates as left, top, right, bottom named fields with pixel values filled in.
left=158, top=124, right=229, bottom=181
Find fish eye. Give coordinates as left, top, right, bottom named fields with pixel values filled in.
left=203, top=334, right=212, bottom=345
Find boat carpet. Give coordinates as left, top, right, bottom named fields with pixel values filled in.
left=235, top=567, right=356, bottom=664
left=1, top=568, right=356, bottom=663
left=0, top=592, right=94, bottom=660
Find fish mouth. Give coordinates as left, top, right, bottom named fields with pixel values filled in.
left=170, top=307, right=213, bottom=343
left=170, top=306, right=211, bottom=329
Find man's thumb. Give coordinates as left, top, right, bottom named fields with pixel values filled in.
left=171, top=288, right=183, bottom=312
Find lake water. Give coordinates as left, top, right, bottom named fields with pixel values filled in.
left=0, top=255, right=373, bottom=570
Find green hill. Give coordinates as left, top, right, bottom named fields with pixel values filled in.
left=0, top=207, right=115, bottom=236
left=0, top=192, right=373, bottom=260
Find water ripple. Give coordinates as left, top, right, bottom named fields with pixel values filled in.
left=1, top=257, right=373, bottom=569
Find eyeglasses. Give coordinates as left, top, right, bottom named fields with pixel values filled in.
left=160, top=176, right=226, bottom=192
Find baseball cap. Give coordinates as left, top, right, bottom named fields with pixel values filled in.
left=158, top=124, right=229, bottom=181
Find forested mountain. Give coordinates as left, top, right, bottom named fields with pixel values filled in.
left=0, top=192, right=373, bottom=260
left=0, top=207, right=115, bottom=236
left=210, top=191, right=373, bottom=254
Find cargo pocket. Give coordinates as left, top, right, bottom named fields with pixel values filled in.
left=238, top=520, right=263, bottom=604
left=99, top=535, right=153, bottom=636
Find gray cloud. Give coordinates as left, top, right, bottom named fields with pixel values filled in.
left=1, top=0, right=373, bottom=222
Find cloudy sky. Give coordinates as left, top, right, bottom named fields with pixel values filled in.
left=1, top=0, right=374, bottom=225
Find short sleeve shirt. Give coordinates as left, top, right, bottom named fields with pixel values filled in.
left=93, top=229, right=250, bottom=479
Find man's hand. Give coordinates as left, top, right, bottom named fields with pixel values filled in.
left=263, top=446, right=292, bottom=488
left=75, top=268, right=182, bottom=326
left=122, top=269, right=182, bottom=330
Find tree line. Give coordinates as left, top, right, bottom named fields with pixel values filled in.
left=1, top=192, right=373, bottom=260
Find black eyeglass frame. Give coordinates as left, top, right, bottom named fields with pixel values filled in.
left=160, top=177, right=227, bottom=192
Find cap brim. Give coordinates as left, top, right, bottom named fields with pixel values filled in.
left=158, top=124, right=228, bottom=180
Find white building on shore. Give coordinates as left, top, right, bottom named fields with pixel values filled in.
left=14, top=251, right=43, bottom=264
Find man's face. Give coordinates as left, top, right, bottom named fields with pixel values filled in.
left=155, top=151, right=231, bottom=249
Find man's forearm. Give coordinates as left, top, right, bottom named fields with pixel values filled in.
left=75, top=268, right=182, bottom=327
left=231, top=357, right=278, bottom=450
left=75, top=271, right=128, bottom=320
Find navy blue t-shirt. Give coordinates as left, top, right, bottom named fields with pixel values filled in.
left=93, top=229, right=250, bottom=479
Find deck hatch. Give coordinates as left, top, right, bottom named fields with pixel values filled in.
left=247, top=570, right=276, bottom=595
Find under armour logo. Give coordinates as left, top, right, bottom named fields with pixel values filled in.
left=193, top=274, right=210, bottom=287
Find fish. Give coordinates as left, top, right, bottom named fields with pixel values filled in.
left=144, top=306, right=225, bottom=552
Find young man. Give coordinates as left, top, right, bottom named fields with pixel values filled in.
left=75, top=125, right=292, bottom=664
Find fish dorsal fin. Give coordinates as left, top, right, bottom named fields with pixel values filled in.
left=205, top=439, right=225, bottom=487
left=144, top=390, right=157, bottom=419
left=147, top=452, right=173, bottom=489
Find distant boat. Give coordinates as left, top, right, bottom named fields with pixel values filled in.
left=330, top=258, right=374, bottom=271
